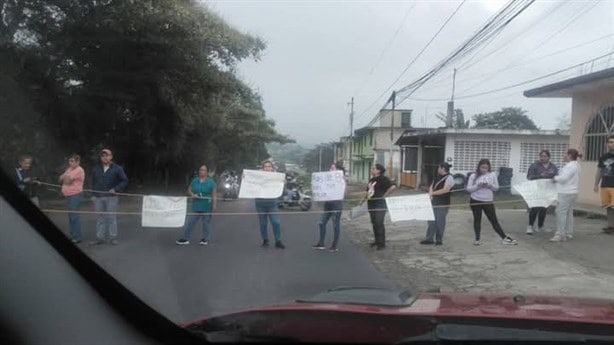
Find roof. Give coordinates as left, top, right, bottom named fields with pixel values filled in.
left=395, top=128, right=569, bottom=145
left=524, top=67, right=614, bottom=98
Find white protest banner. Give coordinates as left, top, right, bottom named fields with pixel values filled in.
left=311, top=171, right=346, bottom=201
left=142, top=196, right=187, bottom=228
left=348, top=202, right=368, bottom=220
left=513, top=179, right=558, bottom=208
left=238, top=170, right=285, bottom=199
left=385, top=194, right=434, bottom=222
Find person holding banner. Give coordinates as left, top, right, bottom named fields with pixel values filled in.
left=526, top=150, right=558, bottom=235
left=176, top=165, right=217, bottom=245
left=467, top=159, right=517, bottom=246
left=312, top=163, right=346, bottom=252
left=89, top=149, right=128, bottom=246
left=420, top=162, right=454, bottom=246
left=551, top=149, right=582, bottom=242
left=255, top=160, right=285, bottom=249
left=59, top=154, right=85, bottom=244
left=359, top=164, right=396, bottom=250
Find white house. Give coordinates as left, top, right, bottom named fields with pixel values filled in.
left=395, top=128, right=570, bottom=189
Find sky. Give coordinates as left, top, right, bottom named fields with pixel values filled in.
left=207, top=0, right=614, bottom=147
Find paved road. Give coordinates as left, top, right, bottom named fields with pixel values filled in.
left=48, top=198, right=394, bottom=324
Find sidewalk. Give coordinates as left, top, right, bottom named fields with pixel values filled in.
left=343, top=207, right=614, bottom=300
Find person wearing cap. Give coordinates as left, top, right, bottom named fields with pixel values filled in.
left=89, top=148, right=128, bottom=246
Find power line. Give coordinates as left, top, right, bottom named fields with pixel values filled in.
left=395, top=0, right=537, bottom=107
left=403, top=51, right=614, bottom=102
left=353, top=2, right=417, bottom=98
left=353, top=0, right=467, bottom=126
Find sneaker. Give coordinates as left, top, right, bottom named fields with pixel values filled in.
left=328, top=247, right=339, bottom=252
left=88, top=239, right=105, bottom=246
left=603, top=227, right=614, bottom=234
left=275, top=241, right=286, bottom=249
left=199, top=240, right=209, bottom=246
left=539, top=227, right=552, bottom=233
left=549, top=234, right=565, bottom=242
left=566, top=234, right=573, bottom=240
left=110, top=239, right=118, bottom=245
left=473, top=240, right=481, bottom=246
left=262, top=240, right=269, bottom=247
left=435, top=242, right=443, bottom=246
left=420, top=240, right=435, bottom=245
left=502, top=237, right=518, bottom=245
left=312, top=244, right=326, bottom=250
left=526, top=226, right=534, bottom=235
left=175, top=239, right=190, bottom=245
left=71, top=239, right=81, bottom=244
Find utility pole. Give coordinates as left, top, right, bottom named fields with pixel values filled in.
left=318, top=146, right=323, bottom=171
left=389, top=91, right=396, bottom=180
left=446, top=68, right=457, bottom=128
left=348, top=97, right=354, bottom=178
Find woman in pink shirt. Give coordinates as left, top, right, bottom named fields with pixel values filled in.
left=59, top=154, right=85, bottom=243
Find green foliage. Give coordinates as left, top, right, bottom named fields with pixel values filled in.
left=435, top=109, right=470, bottom=129
left=302, top=143, right=335, bottom=173
left=0, top=0, right=290, bottom=187
left=472, top=107, right=538, bottom=130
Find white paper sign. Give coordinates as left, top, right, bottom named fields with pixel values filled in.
left=348, top=202, right=368, bottom=220
left=385, top=194, right=435, bottom=222
left=311, top=171, right=346, bottom=201
left=238, top=170, right=285, bottom=199
left=513, top=180, right=558, bottom=208
left=142, top=196, right=187, bottom=228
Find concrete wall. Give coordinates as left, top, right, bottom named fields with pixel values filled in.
left=571, top=89, right=614, bottom=206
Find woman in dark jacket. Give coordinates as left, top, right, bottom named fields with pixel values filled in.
left=526, top=150, right=558, bottom=234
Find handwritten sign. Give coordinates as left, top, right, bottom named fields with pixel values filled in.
left=311, top=171, right=346, bottom=201
left=142, top=196, right=187, bottom=228
left=513, top=179, right=558, bottom=208
left=238, top=170, right=285, bottom=199
left=385, top=194, right=434, bottom=222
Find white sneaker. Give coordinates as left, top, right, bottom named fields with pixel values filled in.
left=502, top=237, right=518, bottom=245
left=549, top=234, right=565, bottom=242
left=526, top=226, right=534, bottom=235
left=473, top=240, right=481, bottom=246
left=540, top=227, right=553, bottom=233
left=566, top=234, right=573, bottom=240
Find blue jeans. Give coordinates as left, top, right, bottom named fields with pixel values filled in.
left=255, top=199, right=281, bottom=242
left=183, top=211, right=212, bottom=241
left=94, top=196, right=118, bottom=240
left=318, top=201, right=342, bottom=247
left=425, top=206, right=448, bottom=243
left=66, top=193, right=82, bottom=241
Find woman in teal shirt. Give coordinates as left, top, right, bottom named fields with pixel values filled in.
left=176, top=165, right=218, bottom=245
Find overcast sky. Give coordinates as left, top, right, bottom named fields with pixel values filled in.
left=207, top=0, right=614, bottom=147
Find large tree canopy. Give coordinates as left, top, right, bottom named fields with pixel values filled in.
left=0, top=0, right=291, bottom=188
left=471, top=107, right=538, bottom=130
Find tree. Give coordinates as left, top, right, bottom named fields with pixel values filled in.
left=0, top=0, right=291, bottom=188
left=302, top=143, right=335, bottom=173
left=472, top=107, right=538, bottom=130
left=435, top=109, right=470, bottom=129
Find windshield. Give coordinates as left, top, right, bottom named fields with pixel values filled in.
left=2, top=0, right=614, bottom=335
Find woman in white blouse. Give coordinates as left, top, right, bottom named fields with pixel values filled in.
left=551, top=149, right=582, bottom=242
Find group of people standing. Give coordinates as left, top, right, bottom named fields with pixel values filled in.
left=12, top=149, right=129, bottom=245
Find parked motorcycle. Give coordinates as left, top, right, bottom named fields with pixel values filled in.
left=278, top=173, right=312, bottom=211
left=219, top=170, right=240, bottom=200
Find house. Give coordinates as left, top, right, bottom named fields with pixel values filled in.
left=333, top=136, right=351, bottom=173
left=395, top=128, right=569, bottom=189
left=524, top=67, right=614, bottom=208
left=349, top=109, right=413, bottom=183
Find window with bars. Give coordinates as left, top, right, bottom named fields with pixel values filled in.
left=453, top=140, right=511, bottom=171
left=585, top=106, right=614, bottom=161
left=519, top=142, right=568, bottom=173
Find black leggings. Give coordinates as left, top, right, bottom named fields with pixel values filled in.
left=528, top=207, right=547, bottom=227
left=470, top=198, right=507, bottom=240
